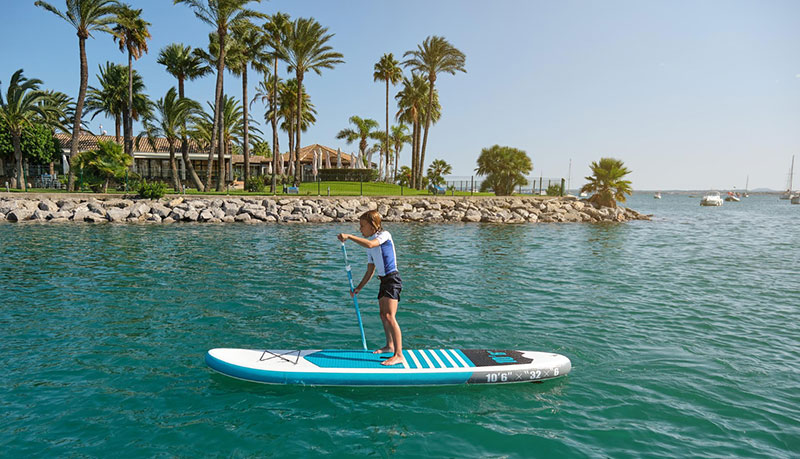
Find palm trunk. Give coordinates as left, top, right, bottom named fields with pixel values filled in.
left=217, top=104, right=225, bottom=191
left=126, top=51, right=133, bottom=157
left=13, top=134, right=25, bottom=191
left=287, top=123, right=294, bottom=178
left=271, top=56, right=279, bottom=193
left=177, top=77, right=204, bottom=191
left=385, top=80, right=390, bottom=182
left=207, top=28, right=226, bottom=192
left=114, top=115, right=121, bottom=143
left=411, top=119, right=419, bottom=189
left=68, top=35, right=89, bottom=192
left=419, top=84, right=435, bottom=189
left=394, top=146, right=399, bottom=182
left=295, top=73, right=303, bottom=185
left=168, top=140, right=180, bottom=191
left=242, top=66, right=250, bottom=183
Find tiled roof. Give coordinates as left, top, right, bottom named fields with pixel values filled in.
left=55, top=133, right=211, bottom=154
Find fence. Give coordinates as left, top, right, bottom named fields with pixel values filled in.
left=442, top=176, right=566, bottom=196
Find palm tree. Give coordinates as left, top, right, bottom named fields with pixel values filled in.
left=580, top=158, right=633, bottom=208
left=403, top=36, right=466, bottom=188
left=389, top=124, right=411, bottom=181
left=336, top=116, right=379, bottom=171
left=194, top=95, right=259, bottom=184
left=74, top=139, right=131, bottom=193
left=138, top=87, right=201, bottom=191
left=282, top=17, right=344, bottom=183
left=373, top=53, right=403, bottom=181
left=174, top=0, right=264, bottom=191
left=228, top=20, right=269, bottom=183
left=275, top=78, right=315, bottom=177
left=252, top=72, right=281, bottom=179
left=157, top=43, right=211, bottom=191
left=475, top=145, right=532, bottom=196
left=426, top=159, right=452, bottom=187
left=0, top=70, right=64, bottom=191
left=85, top=62, right=150, bottom=143
left=262, top=12, right=290, bottom=192
left=113, top=4, right=150, bottom=159
left=395, top=73, right=440, bottom=188
left=35, top=0, right=120, bottom=191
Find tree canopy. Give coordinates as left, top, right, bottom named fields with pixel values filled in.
left=475, top=145, right=532, bottom=196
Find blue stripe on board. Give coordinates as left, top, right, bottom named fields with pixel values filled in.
left=434, top=349, right=454, bottom=368
left=454, top=349, right=476, bottom=367
left=414, top=350, right=430, bottom=369
left=403, top=350, right=417, bottom=369
left=422, top=350, right=438, bottom=368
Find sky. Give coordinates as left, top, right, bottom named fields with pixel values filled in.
left=3, top=0, right=800, bottom=190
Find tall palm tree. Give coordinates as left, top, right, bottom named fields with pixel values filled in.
left=262, top=12, right=290, bottom=192
left=403, top=36, right=466, bottom=188
left=389, top=123, right=411, bottom=181
left=85, top=62, right=150, bottom=142
left=395, top=73, right=440, bottom=188
left=174, top=0, right=264, bottom=191
left=274, top=78, right=315, bottom=177
left=282, top=17, right=343, bottom=183
left=0, top=70, right=65, bottom=191
left=252, top=72, right=282, bottom=178
left=373, top=53, right=403, bottom=181
left=35, top=0, right=120, bottom=191
left=336, top=116, right=379, bottom=170
left=228, top=20, right=269, bottom=183
left=580, top=158, right=633, bottom=208
left=138, top=87, right=201, bottom=191
left=157, top=43, right=211, bottom=191
left=112, top=5, right=150, bottom=158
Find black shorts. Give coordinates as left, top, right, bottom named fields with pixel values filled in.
left=377, top=272, right=402, bottom=301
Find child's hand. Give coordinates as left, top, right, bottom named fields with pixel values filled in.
left=350, top=287, right=360, bottom=298
left=337, top=233, right=349, bottom=242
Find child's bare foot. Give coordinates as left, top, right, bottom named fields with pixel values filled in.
left=373, top=346, right=393, bottom=354
left=381, top=355, right=405, bottom=366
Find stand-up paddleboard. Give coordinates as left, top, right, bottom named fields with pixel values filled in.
left=206, top=348, right=571, bottom=386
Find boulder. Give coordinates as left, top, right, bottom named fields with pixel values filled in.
left=7, top=208, right=33, bottom=222
left=31, top=209, right=53, bottom=220
left=106, top=207, right=130, bottom=222
left=39, top=200, right=59, bottom=212
left=168, top=197, right=184, bottom=207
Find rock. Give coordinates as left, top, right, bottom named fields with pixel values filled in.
left=106, top=207, right=130, bottom=222
left=199, top=209, right=214, bottom=221
left=162, top=217, right=175, bottom=224
left=168, top=197, right=184, bottom=207
left=86, top=213, right=106, bottom=223
left=87, top=201, right=106, bottom=215
left=39, top=200, right=59, bottom=212
left=169, top=208, right=185, bottom=220
left=404, top=211, right=423, bottom=221
left=0, top=200, right=19, bottom=215
left=57, top=200, right=77, bottom=212
left=72, top=210, right=91, bottom=222
left=150, top=203, right=171, bottom=218
left=234, top=213, right=252, bottom=222
left=0, top=212, right=5, bottom=220
left=7, top=208, right=33, bottom=222
left=462, top=209, right=482, bottom=222
left=184, top=209, right=199, bottom=221
left=129, top=202, right=151, bottom=218
left=306, top=214, right=333, bottom=223
left=147, top=214, right=162, bottom=223
left=32, top=209, right=52, bottom=220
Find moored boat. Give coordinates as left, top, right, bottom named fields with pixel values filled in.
left=701, top=191, right=723, bottom=206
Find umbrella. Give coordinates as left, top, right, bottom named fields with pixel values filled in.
left=325, top=149, right=331, bottom=169
left=336, top=148, right=342, bottom=168
left=312, top=151, right=318, bottom=177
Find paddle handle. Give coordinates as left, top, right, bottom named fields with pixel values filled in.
left=341, top=242, right=368, bottom=350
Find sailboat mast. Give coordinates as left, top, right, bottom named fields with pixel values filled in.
left=791, top=155, right=795, bottom=192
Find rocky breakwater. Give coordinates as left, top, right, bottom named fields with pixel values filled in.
left=0, top=195, right=650, bottom=224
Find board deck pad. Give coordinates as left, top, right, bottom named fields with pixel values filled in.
left=206, top=348, right=571, bottom=386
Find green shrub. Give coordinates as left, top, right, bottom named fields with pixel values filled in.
left=318, top=168, right=379, bottom=182
left=138, top=180, right=167, bottom=200
left=245, top=176, right=266, bottom=193
left=546, top=184, right=562, bottom=196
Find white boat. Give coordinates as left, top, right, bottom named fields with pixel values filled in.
left=781, top=155, right=794, bottom=199
left=724, top=191, right=740, bottom=202
left=579, top=191, right=588, bottom=198
left=791, top=195, right=800, bottom=205
left=654, top=192, right=662, bottom=199
left=701, top=191, right=723, bottom=206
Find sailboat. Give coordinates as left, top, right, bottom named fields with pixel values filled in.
left=742, top=176, right=749, bottom=198
left=780, top=155, right=794, bottom=200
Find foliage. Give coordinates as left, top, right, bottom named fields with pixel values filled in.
left=137, top=179, right=167, bottom=200
left=336, top=115, right=379, bottom=162
left=85, top=62, right=152, bottom=135
left=546, top=183, right=562, bottom=196
left=245, top=175, right=266, bottom=192
left=397, top=165, right=412, bottom=187
left=426, top=158, right=451, bottom=186
left=75, top=140, right=131, bottom=192
left=475, top=145, right=532, bottom=196
left=0, top=119, right=60, bottom=165
left=580, top=157, right=633, bottom=208
left=251, top=140, right=271, bottom=157
left=318, top=168, right=379, bottom=182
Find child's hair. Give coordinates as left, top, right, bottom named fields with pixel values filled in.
left=359, top=210, right=383, bottom=233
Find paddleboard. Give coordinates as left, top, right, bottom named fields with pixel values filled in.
left=206, top=348, right=571, bottom=386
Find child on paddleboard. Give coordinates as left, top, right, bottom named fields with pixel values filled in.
left=337, top=210, right=404, bottom=366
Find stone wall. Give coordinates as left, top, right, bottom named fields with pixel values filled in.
left=0, top=195, right=651, bottom=224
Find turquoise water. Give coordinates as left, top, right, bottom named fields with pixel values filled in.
left=1, top=194, right=798, bottom=457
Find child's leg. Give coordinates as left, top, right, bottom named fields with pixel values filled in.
left=379, top=297, right=403, bottom=366
left=372, top=314, right=394, bottom=354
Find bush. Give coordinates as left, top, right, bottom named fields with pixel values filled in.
left=546, top=184, right=562, bottom=196
left=138, top=180, right=167, bottom=200
left=318, top=168, right=379, bottom=182
left=245, top=176, right=266, bottom=193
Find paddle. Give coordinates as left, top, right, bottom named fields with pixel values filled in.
left=340, top=242, right=368, bottom=350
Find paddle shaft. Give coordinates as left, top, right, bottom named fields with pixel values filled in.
left=341, top=242, right=368, bottom=350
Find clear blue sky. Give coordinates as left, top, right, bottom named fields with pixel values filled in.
left=3, top=0, right=800, bottom=190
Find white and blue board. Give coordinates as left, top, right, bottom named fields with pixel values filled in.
left=205, top=348, right=571, bottom=386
